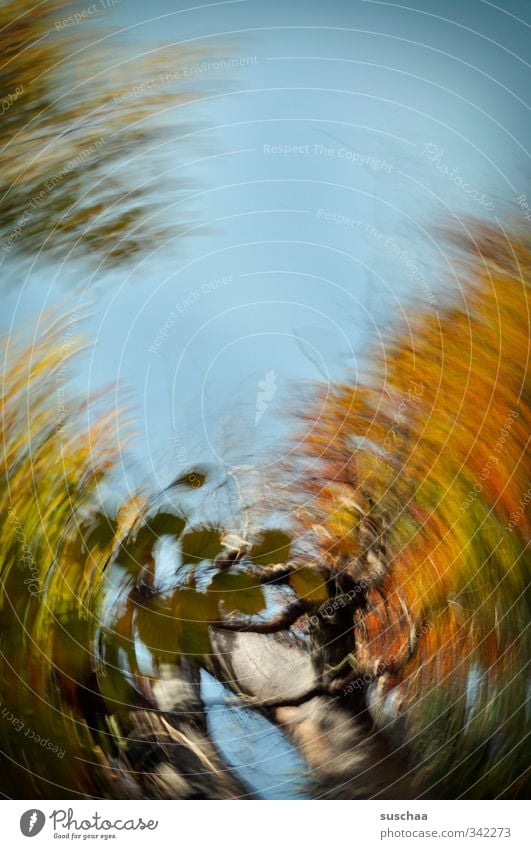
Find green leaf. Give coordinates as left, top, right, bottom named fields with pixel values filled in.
left=83, top=511, right=117, bottom=553
left=135, top=589, right=216, bottom=661
left=171, top=589, right=216, bottom=658
left=208, top=571, right=265, bottom=615
left=171, top=588, right=219, bottom=622
left=181, top=527, right=223, bottom=565
left=180, top=622, right=211, bottom=657
left=115, top=511, right=186, bottom=574
left=135, top=597, right=182, bottom=663
left=249, top=530, right=292, bottom=565
left=145, top=511, right=186, bottom=539
left=289, top=566, right=328, bottom=603
left=52, top=618, right=93, bottom=677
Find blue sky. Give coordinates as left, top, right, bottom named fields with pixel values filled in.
left=3, top=0, right=529, bottom=496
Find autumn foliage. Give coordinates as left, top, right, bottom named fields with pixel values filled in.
left=289, top=220, right=529, bottom=796
left=0, top=219, right=528, bottom=798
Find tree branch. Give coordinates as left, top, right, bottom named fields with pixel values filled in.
left=247, top=562, right=298, bottom=585
left=227, top=684, right=326, bottom=710
left=214, top=598, right=309, bottom=634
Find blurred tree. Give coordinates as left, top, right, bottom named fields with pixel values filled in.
left=0, top=214, right=528, bottom=799
left=273, top=218, right=530, bottom=798
left=190, top=217, right=530, bottom=799
left=0, top=320, right=263, bottom=797
left=0, top=0, right=213, bottom=270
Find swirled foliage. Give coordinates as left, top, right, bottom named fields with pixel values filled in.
left=0, top=324, right=265, bottom=797
left=288, top=219, right=530, bottom=798
left=0, top=0, right=215, bottom=270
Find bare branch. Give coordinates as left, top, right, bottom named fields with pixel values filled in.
left=214, top=599, right=309, bottom=634
left=227, top=684, right=326, bottom=710
left=247, top=562, right=298, bottom=585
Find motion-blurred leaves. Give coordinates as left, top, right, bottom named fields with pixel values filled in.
left=248, top=529, right=292, bottom=565
left=208, top=571, right=265, bottom=615
left=0, top=0, right=213, bottom=272
left=289, top=219, right=530, bottom=798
